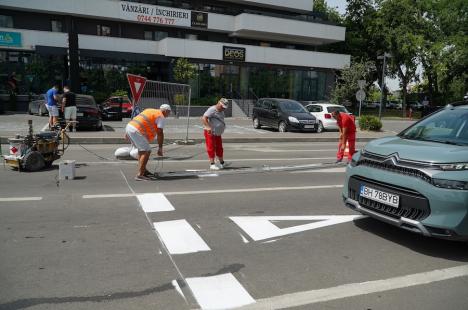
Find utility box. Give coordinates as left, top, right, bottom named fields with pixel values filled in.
left=59, top=160, right=76, bottom=180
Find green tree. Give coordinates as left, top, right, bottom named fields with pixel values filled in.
left=371, top=0, right=426, bottom=113
left=331, top=59, right=374, bottom=106
left=173, top=58, right=196, bottom=84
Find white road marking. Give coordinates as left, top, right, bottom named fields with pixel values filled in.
left=239, top=233, right=250, bottom=244
left=240, top=264, right=468, bottom=310
left=235, top=148, right=337, bottom=153
left=172, top=280, right=187, bottom=301
left=230, top=215, right=365, bottom=241
left=153, top=219, right=211, bottom=254
left=0, top=197, right=42, bottom=202
left=136, top=193, right=175, bottom=213
left=77, top=157, right=336, bottom=165
left=292, top=167, right=346, bottom=173
left=82, top=185, right=343, bottom=199
left=186, top=273, right=255, bottom=309
left=83, top=193, right=135, bottom=199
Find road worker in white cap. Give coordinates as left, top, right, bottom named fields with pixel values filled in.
left=125, top=104, right=171, bottom=181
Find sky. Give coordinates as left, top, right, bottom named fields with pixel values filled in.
left=324, top=0, right=401, bottom=91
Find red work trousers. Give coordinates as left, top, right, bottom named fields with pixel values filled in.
left=204, top=130, right=223, bottom=159
left=337, top=133, right=356, bottom=162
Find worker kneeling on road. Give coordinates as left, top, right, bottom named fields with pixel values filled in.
left=125, top=104, right=171, bottom=181
left=331, top=110, right=356, bottom=164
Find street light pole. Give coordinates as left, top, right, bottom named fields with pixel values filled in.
left=377, top=53, right=391, bottom=120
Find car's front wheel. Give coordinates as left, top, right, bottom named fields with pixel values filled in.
left=253, top=117, right=261, bottom=129
left=317, top=121, right=324, bottom=133
left=278, top=121, right=287, bottom=133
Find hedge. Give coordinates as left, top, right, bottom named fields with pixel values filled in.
left=359, top=115, right=382, bottom=131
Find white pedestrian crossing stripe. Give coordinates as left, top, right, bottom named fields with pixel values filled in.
left=137, top=193, right=175, bottom=213
left=154, top=219, right=211, bottom=254
left=230, top=215, right=365, bottom=241
left=186, top=273, right=255, bottom=309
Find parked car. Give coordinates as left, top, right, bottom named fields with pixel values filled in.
left=409, top=101, right=424, bottom=111
left=28, top=95, right=48, bottom=116
left=100, top=96, right=132, bottom=120
left=252, top=98, right=318, bottom=132
left=62, top=95, right=102, bottom=130
left=342, top=102, right=468, bottom=240
left=364, top=101, right=380, bottom=108
left=386, top=100, right=402, bottom=109
left=305, top=103, right=352, bottom=133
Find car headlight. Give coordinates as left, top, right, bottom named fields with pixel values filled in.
left=288, top=116, right=299, bottom=123
left=432, top=178, right=468, bottom=190
left=439, top=163, right=468, bottom=171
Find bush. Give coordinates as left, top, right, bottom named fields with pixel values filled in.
left=190, top=96, right=218, bottom=106
left=359, top=115, right=382, bottom=131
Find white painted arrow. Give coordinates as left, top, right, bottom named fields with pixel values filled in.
left=230, top=215, right=366, bottom=241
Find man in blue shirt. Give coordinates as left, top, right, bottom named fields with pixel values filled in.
left=46, top=84, right=60, bottom=129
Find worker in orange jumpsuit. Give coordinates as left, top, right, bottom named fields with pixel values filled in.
left=331, top=110, right=356, bottom=163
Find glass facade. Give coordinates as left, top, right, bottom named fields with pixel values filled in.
left=191, top=63, right=333, bottom=102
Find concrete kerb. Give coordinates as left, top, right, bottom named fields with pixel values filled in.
left=1, top=136, right=381, bottom=144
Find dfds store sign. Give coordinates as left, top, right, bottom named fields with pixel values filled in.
left=223, top=46, right=246, bottom=62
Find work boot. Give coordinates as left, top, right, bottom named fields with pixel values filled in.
left=335, top=158, right=343, bottom=164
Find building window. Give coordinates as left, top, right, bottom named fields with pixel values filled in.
left=0, top=15, right=13, bottom=28
left=154, top=31, right=168, bottom=40
left=51, top=20, right=63, bottom=32
left=97, top=25, right=111, bottom=36
left=144, top=31, right=153, bottom=40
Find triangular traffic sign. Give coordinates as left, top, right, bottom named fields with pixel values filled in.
left=127, top=73, right=147, bottom=104
left=230, top=215, right=365, bottom=241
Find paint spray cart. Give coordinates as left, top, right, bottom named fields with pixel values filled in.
left=2, top=120, right=70, bottom=171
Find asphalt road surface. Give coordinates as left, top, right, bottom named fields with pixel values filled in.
left=1, top=142, right=467, bottom=310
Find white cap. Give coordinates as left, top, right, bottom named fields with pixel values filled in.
left=218, top=98, right=228, bottom=108
left=160, top=104, right=171, bottom=111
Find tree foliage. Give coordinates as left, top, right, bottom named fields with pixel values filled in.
left=173, top=58, right=196, bottom=84
left=337, top=0, right=467, bottom=106
left=331, top=59, right=375, bottom=105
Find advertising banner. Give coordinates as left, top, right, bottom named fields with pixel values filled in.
left=0, top=31, right=21, bottom=47
left=120, top=1, right=190, bottom=27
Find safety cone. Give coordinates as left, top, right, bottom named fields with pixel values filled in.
left=344, top=142, right=350, bottom=158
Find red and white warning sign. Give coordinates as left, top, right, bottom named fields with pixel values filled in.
left=126, top=74, right=147, bottom=104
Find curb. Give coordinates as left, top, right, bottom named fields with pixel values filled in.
left=1, top=136, right=379, bottom=144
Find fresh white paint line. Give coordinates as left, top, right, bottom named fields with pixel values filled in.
left=78, top=157, right=335, bottom=165
left=240, top=264, right=468, bottom=310
left=171, top=280, right=187, bottom=301
left=82, top=185, right=343, bottom=199
left=239, top=148, right=338, bottom=153
left=136, top=193, right=175, bottom=213
left=292, top=167, right=347, bottom=174
left=239, top=233, right=250, bottom=244
left=83, top=193, right=135, bottom=199
left=153, top=219, right=211, bottom=254
left=186, top=273, right=255, bottom=309
left=198, top=173, right=219, bottom=178
left=230, top=215, right=365, bottom=241
left=163, top=185, right=343, bottom=196
left=262, top=239, right=279, bottom=244
left=0, top=197, right=43, bottom=202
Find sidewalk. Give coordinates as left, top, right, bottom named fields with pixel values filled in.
left=0, top=113, right=400, bottom=144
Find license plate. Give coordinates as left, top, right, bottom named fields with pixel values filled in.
left=360, top=185, right=399, bottom=208
left=77, top=112, right=84, bottom=116
left=304, top=125, right=315, bottom=128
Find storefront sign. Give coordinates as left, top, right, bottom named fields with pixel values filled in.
left=120, top=1, right=190, bottom=27
left=191, top=11, right=208, bottom=28
left=223, top=46, right=246, bottom=62
left=0, top=31, right=21, bottom=47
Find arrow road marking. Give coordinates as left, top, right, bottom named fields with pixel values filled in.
left=230, top=215, right=366, bottom=241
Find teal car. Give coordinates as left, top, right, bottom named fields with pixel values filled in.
left=343, top=102, right=468, bottom=240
